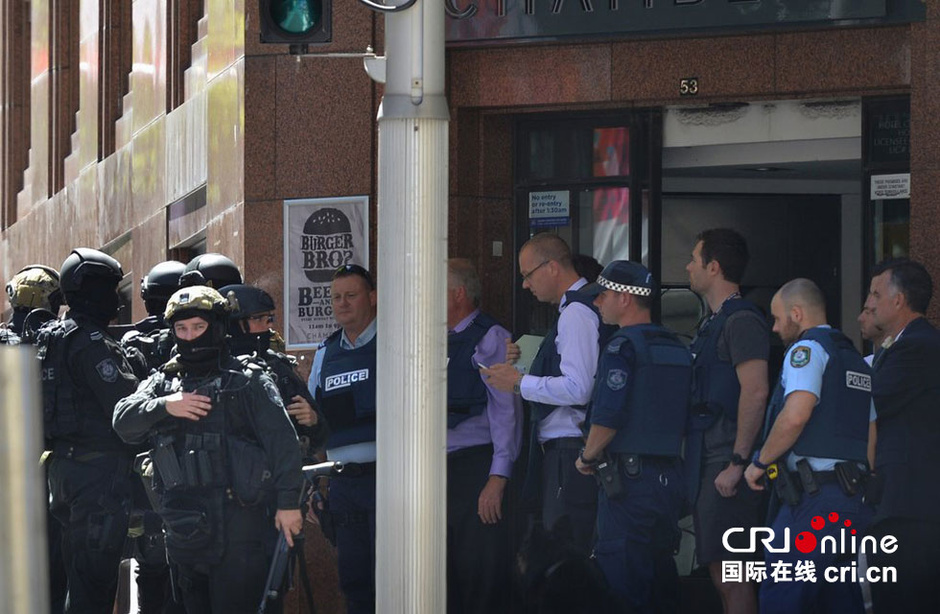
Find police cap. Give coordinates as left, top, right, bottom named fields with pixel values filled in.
left=596, top=260, right=657, bottom=297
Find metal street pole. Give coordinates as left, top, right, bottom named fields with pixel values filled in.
left=371, top=0, right=448, bottom=612
left=0, top=345, right=50, bottom=614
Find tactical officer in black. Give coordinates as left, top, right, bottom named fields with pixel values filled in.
left=112, top=286, right=304, bottom=614
left=122, top=260, right=186, bottom=374
left=38, top=248, right=140, bottom=614
left=2, top=264, right=63, bottom=344
left=220, top=283, right=327, bottom=459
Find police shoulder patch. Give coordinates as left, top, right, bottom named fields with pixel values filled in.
left=790, top=346, right=811, bottom=368
left=263, top=377, right=284, bottom=408
left=606, top=368, right=628, bottom=391
left=95, top=358, right=119, bottom=382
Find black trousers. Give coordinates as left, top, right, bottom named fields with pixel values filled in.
left=447, top=445, right=514, bottom=614
left=868, top=517, right=940, bottom=614
left=48, top=453, right=132, bottom=614
left=540, top=444, right=598, bottom=555
left=176, top=504, right=280, bottom=614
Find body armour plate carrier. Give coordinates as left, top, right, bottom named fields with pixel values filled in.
left=447, top=312, right=499, bottom=428
left=317, top=329, right=377, bottom=448
left=597, top=324, right=693, bottom=457
left=766, top=327, right=871, bottom=464
left=689, top=298, right=766, bottom=427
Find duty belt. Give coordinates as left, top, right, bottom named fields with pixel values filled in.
left=52, top=442, right=125, bottom=463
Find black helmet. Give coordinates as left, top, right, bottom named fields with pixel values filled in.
left=59, top=248, right=123, bottom=295
left=141, top=260, right=186, bottom=302
left=179, top=253, right=242, bottom=289
left=6, top=265, right=62, bottom=312
left=218, top=284, right=276, bottom=319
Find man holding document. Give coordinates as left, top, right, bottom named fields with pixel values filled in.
left=484, top=233, right=611, bottom=554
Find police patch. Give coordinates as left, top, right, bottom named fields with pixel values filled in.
left=606, top=369, right=628, bottom=391
left=263, top=378, right=284, bottom=408
left=790, top=346, right=811, bottom=368
left=95, top=358, right=119, bottom=382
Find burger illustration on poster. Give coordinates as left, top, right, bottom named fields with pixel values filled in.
left=285, top=197, right=369, bottom=349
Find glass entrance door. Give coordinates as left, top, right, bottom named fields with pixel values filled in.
left=512, top=111, right=660, bottom=335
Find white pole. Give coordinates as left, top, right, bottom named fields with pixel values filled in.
left=0, top=345, right=50, bottom=614
left=373, top=0, right=448, bottom=611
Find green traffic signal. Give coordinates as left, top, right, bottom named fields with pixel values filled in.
left=271, top=0, right=322, bottom=35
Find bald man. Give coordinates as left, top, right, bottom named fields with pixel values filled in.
left=744, top=279, right=873, bottom=614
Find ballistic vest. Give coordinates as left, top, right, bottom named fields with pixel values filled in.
left=37, top=316, right=128, bottom=446
left=447, top=312, right=499, bottom=428
left=596, top=324, right=693, bottom=457
left=529, top=284, right=615, bottom=420
left=317, top=329, right=377, bottom=448
left=766, top=327, right=871, bottom=464
left=690, top=298, right=766, bottom=425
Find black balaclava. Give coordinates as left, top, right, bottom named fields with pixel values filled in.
left=9, top=309, right=28, bottom=335
left=171, top=311, right=229, bottom=375
left=65, top=277, right=120, bottom=326
left=228, top=319, right=271, bottom=357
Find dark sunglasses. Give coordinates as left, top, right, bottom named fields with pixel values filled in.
left=247, top=313, right=275, bottom=324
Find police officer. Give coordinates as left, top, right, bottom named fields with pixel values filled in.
left=122, top=260, right=186, bottom=373
left=575, top=261, right=690, bottom=613
left=38, top=248, right=140, bottom=614
left=178, top=253, right=242, bottom=289
left=446, top=258, right=522, bottom=613
left=112, top=286, right=304, bottom=614
left=2, top=264, right=63, bottom=344
left=485, top=233, right=611, bottom=554
left=745, top=279, right=873, bottom=614
left=306, top=264, right=377, bottom=614
left=221, top=283, right=327, bottom=458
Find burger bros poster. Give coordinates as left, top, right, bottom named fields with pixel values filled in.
left=284, top=196, right=370, bottom=349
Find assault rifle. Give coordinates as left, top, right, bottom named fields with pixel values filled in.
left=257, top=461, right=345, bottom=614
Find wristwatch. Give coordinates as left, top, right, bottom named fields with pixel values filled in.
left=730, top=453, right=749, bottom=467
left=751, top=451, right=771, bottom=471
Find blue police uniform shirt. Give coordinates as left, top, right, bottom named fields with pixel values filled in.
left=778, top=325, right=846, bottom=472
left=589, top=338, right=636, bottom=432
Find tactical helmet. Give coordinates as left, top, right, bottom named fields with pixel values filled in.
left=59, top=248, right=123, bottom=295
left=141, top=260, right=186, bottom=303
left=218, top=284, right=276, bottom=319
left=6, top=265, right=62, bottom=312
left=179, top=253, right=242, bottom=289
left=164, top=285, right=231, bottom=323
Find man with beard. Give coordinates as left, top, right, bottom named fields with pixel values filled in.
left=745, top=279, right=873, bottom=614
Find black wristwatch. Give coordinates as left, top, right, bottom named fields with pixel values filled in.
left=730, top=453, right=749, bottom=467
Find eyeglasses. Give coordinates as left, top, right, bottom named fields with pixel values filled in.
left=521, top=260, right=550, bottom=282
left=247, top=313, right=275, bottom=324
left=333, top=264, right=375, bottom=290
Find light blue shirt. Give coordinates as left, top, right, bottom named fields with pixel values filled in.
left=778, top=325, right=845, bottom=472
left=307, top=318, right=378, bottom=398
left=519, top=278, right=601, bottom=443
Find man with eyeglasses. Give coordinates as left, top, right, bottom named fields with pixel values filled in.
left=484, top=233, right=611, bottom=554
left=306, top=264, right=378, bottom=614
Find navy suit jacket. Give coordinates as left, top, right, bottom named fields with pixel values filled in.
left=872, top=317, right=940, bottom=524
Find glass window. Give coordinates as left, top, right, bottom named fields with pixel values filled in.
left=593, top=127, right=630, bottom=177
left=872, top=198, right=910, bottom=262
left=576, top=187, right=630, bottom=265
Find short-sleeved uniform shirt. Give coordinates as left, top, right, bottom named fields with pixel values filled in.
left=588, top=338, right=637, bottom=432
left=702, top=310, right=770, bottom=462
left=774, top=329, right=843, bottom=472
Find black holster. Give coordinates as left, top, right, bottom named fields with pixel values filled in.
left=773, top=465, right=801, bottom=506
left=595, top=454, right=625, bottom=499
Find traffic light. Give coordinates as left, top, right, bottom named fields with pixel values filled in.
left=260, top=0, right=331, bottom=51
